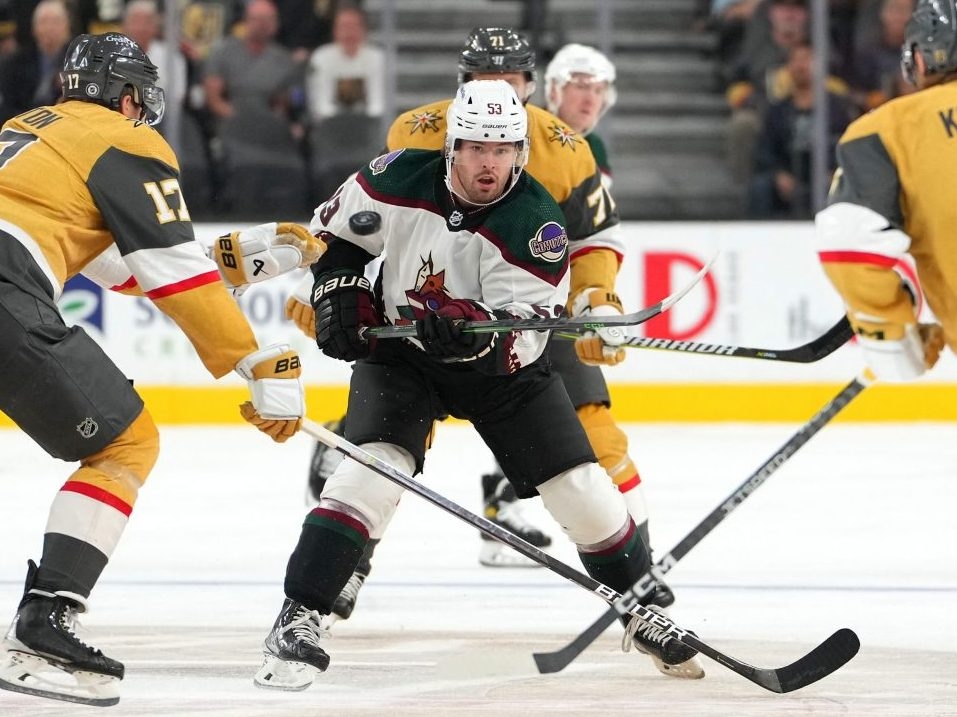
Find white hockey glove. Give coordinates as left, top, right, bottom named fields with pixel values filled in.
left=571, top=288, right=627, bottom=366
left=855, top=320, right=944, bottom=383
left=235, top=344, right=305, bottom=443
left=284, top=270, right=316, bottom=339
left=210, top=222, right=325, bottom=296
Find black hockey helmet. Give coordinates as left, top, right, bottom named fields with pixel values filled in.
left=60, top=32, right=166, bottom=125
left=901, top=0, right=957, bottom=85
left=457, top=27, right=537, bottom=91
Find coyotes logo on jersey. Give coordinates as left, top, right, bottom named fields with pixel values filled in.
left=397, top=253, right=455, bottom=322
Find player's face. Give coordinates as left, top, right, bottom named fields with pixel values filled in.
left=558, top=73, right=608, bottom=134
left=449, top=140, right=519, bottom=205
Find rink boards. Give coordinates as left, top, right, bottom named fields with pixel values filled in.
left=1, top=221, right=953, bottom=425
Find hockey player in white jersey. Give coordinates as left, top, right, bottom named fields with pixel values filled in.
left=254, top=80, right=698, bottom=690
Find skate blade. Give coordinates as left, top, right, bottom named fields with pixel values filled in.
left=0, top=650, right=120, bottom=706
left=253, top=653, right=320, bottom=691
left=649, top=653, right=706, bottom=680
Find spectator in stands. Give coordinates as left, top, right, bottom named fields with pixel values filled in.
left=304, top=3, right=383, bottom=122
left=122, top=0, right=189, bottom=127
left=725, top=0, right=810, bottom=186
left=851, top=0, right=915, bottom=111
left=203, top=0, right=301, bottom=123
left=746, top=42, right=854, bottom=218
left=276, top=0, right=349, bottom=65
left=0, top=0, right=70, bottom=125
left=704, top=0, right=762, bottom=87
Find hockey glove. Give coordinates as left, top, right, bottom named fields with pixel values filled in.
left=313, top=268, right=379, bottom=361
left=571, top=288, right=627, bottom=366
left=854, top=320, right=945, bottom=383
left=211, top=222, right=325, bottom=296
left=285, top=271, right=316, bottom=338
left=236, top=344, right=304, bottom=442
left=417, top=299, right=497, bottom=361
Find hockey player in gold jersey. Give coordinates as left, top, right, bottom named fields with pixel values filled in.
left=815, top=0, right=949, bottom=381
left=0, top=33, right=321, bottom=707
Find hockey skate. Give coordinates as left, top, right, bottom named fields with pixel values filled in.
left=330, top=570, right=366, bottom=622
left=622, top=605, right=705, bottom=680
left=0, top=563, right=124, bottom=707
left=254, top=598, right=329, bottom=691
left=306, top=418, right=346, bottom=503
left=479, top=472, right=552, bottom=567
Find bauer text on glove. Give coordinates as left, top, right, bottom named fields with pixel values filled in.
left=313, top=268, right=380, bottom=362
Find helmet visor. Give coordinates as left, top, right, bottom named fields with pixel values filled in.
left=140, top=83, right=165, bottom=126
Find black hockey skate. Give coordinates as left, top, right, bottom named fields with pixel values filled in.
left=480, top=472, right=552, bottom=567
left=0, top=562, right=123, bottom=707
left=331, top=571, right=366, bottom=621
left=622, top=605, right=705, bottom=679
left=254, top=598, right=329, bottom=691
left=307, top=418, right=346, bottom=502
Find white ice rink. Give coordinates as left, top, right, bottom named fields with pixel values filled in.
left=1, top=418, right=956, bottom=716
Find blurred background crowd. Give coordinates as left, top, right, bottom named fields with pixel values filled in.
left=0, top=0, right=915, bottom=222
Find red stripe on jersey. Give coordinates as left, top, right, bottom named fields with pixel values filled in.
left=110, top=275, right=139, bottom=292
left=818, top=250, right=897, bottom=268
left=145, top=270, right=221, bottom=299
left=61, top=480, right=133, bottom=517
left=617, top=474, right=641, bottom=493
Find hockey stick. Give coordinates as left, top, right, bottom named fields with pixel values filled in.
left=300, top=417, right=860, bottom=693
left=361, top=255, right=715, bottom=340
left=532, top=373, right=871, bottom=675
left=555, top=315, right=853, bottom=364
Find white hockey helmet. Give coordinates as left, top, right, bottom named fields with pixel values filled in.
left=444, top=79, right=530, bottom=205
left=544, top=43, right=617, bottom=132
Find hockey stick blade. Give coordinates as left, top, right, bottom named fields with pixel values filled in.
left=300, top=416, right=859, bottom=693
left=363, top=254, right=716, bottom=339
left=533, top=375, right=870, bottom=674
left=556, top=316, right=853, bottom=363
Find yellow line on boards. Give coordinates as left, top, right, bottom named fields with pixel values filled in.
left=1, top=383, right=954, bottom=427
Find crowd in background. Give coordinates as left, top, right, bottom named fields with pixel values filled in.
left=0, top=0, right=917, bottom=221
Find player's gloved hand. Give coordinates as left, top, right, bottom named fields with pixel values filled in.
left=211, top=222, right=325, bottom=296
left=313, top=268, right=379, bottom=361
left=417, top=299, right=495, bottom=360
left=854, top=319, right=945, bottom=382
left=571, top=288, right=627, bottom=366
left=235, top=344, right=304, bottom=442
left=285, top=271, right=316, bottom=338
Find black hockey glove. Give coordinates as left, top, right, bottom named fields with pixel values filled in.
left=416, top=299, right=498, bottom=360
left=312, top=268, right=379, bottom=362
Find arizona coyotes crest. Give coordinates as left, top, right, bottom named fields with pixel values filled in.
left=405, top=110, right=443, bottom=135
left=547, top=121, right=580, bottom=149
left=397, top=253, right=455, bottom=321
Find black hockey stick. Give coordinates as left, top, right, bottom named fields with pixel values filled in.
left=300, top=418, right=860, bottom=693
left=532, top=374, right=870, bottom=675
left=555, top=315, right=853, bottom=363
left=361, top=255, right=715, bottom=340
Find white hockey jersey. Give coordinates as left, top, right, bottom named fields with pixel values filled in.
left=309, top=149, right=570, bottom=372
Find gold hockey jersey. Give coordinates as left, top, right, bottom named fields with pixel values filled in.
left=0, top=101, right=257, bottom=377
left=816, top=81, right=957, bottom=352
